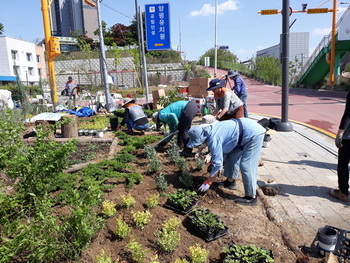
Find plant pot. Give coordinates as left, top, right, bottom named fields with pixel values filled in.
left=96, top=131, right=104, bottom=138
left=187, top=210, right=228, bottom=242
left=164, top=198, right=198, bottom=215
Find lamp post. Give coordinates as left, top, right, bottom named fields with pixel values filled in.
left=214, top=0, right=218, bottom=78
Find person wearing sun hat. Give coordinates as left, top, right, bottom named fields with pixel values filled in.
left=152, top=100, right=197, bottom=156
left=207, top=78, right=244, bottom=121
left=227, top=70, right=248, bottom=118
left=186, top=117, right=265, bottom=206
left=120, top=98, right=149, bottom=134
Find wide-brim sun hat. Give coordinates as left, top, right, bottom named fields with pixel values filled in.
left=122, top=98, right=135, bottom=107
left=227, top=70, right=239, bottom=78
left=187, top=125, right=207, bottom=148
left=151, top=112, right=159, bottom=123
left=206, top=78, right=225, bottom=91
left=200, top=115, right=218, bottom=128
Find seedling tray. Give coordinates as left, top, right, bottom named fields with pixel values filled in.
left=313, top=225, right=350, bottom=260
left=163, top=199, right=198, bottom=215
left=187, top=217, right=228, bottom=242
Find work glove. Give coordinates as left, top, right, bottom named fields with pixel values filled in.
left=116, top=124, right=122, bottom=130
left=335, top=136, right=343, bottom=148
left=204, top=154, right=212, bottom=164
left=198, top=180, right=212, bottom=193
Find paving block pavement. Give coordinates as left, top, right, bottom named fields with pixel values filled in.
left=250, top=114, right=350, bottom=248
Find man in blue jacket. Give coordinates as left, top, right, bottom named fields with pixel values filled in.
left=187, top=118, right=265, bottom=205
left=152, top=100, right=197, bottom=156
left=227, top=70, right=248, bottom=118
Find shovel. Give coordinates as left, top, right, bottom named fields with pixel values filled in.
left=151, top=130, right=179, bottom=148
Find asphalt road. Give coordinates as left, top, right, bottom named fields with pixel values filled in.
left=203, top=67, right=348, bottom=137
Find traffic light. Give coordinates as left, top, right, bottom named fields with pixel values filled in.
left=49, top=37, right=61, bottom=59
left=302, top=4, right=308, bottom=11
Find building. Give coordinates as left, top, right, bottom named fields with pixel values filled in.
left=50, top=0, right=98, bottom=42
left=0, top=36, right=47, bottom=86
left=257, top=32, right=309, bottom=67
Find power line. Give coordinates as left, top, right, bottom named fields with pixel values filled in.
left=100, top=2, right=133, bottom=20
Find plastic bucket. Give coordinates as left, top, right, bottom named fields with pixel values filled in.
left=110, top=117, right=119, bottom=131
left=263, top=134, right=271, bottom=148
left=317, top=227, right=338, bottom=251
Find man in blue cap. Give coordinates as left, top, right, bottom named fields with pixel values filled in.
left=227, top=70, right=248, bottom=118
left=186, top=118, right=265, bottom=205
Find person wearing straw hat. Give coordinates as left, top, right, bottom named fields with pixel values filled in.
left=186, top=117, right=265, bottom=206
left=151, top=100, right=197, bottom=156
left=120, top=98, right=149, bottom=135
left=207, top=78, right=244, bottom=121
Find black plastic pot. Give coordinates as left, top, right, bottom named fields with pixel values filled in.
left=164, top=198, right=198, bottom=215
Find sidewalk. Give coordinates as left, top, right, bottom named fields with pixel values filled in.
left=251, top=114, right=350, bottom=248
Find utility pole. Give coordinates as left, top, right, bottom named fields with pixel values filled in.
left=329, top=0, right=338, bottom=86
left=276, top=0, right=293, bottom=132
left=96, top=0, right=111, bottom=111
left=214, top=0, right=218, bottom=78
left=41, top=0, right=60, bottom=105
left=138, top=6, right=149, bottom=104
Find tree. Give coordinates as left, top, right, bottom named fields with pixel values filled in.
left=250, top=55, right=282, bottom=86
left=198, top=48, right=238, bottom=68
left=0, top=23, right=4, bottom=35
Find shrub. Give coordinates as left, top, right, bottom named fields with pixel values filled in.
left=146, top=193, right=160, bottom=208
left=132, top=210, right=152, bottom=229
left=120, top=193, right=136, bottom=208
left=126, top=238, right=148, bottom=263
left=154, top=172, right=168, bottom=191
left=101, top=200, right=117, bottom=218
left=115, top=216, right=131, bottom=239
left=189, top=244, right=209, bottom=263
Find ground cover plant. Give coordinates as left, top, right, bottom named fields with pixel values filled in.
left=0, top=111, right=330, bottom=263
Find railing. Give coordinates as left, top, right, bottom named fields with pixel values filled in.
left=296, top=6, right=350, bottom=83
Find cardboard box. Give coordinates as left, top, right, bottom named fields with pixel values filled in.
left=189, top=78, right=198, bottom=85
left=152, top=89, right=166, bottom=99
left=152, top=103, right=163, bottom=110
left=198, top=78, right=213, bottom=86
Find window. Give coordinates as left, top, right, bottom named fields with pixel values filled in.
left=11, top=50, right=18, bottom=60
left=36, top=55, right=40, bottom=63
left=13, top=65, right=20, bottom=75
left=26, top=53, right=32, bottom=62
left=38, top=68, right=42, bottom=76
left=28, top=67, right=34, bottom=76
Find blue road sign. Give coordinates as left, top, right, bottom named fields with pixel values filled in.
left=145, top=3, right=171, bottom=51
left=219, top=46, right=229, bottom=49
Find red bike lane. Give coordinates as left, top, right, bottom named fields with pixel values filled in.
left=202, top=67, right=348, bottom=136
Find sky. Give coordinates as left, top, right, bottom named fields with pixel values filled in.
left=0, top=0, right=349, bottom=62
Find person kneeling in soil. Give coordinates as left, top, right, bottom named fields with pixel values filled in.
left=151, top=100, right=197, bottom=157
left=120, top=98, right=149, bottom=134
left=187, top=118, right=265, bottom=206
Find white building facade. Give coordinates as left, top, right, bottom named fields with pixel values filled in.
left=0, top=36, right=46, bottom=86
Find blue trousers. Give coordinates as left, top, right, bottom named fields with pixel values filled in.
left=127, top=118, right=149, bottom=131
left=238, top=93, right=248, bottom=118
left=223, top=133, right=264, bottom=197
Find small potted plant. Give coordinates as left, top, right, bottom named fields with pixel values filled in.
left=164, top=188, right=198, bottom=214
left=222, top=244, right=274, bottom=263
left=187, top=207, right=228, bottom=242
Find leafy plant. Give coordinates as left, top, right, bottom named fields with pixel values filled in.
left=115, top=216, right=131, bottom=239
left=166, top=138, right=180, bottom=163
left=154, top=217, right=181, bottom=253
left=222, top=244, right=274, bottom=263
left=179, top=171, right=194, bottom=188
left=96, top=249, right=114, bottom=263
left=132, top=210, right=152, bottom=229
left=166, top=189, right=198, bottom=210
left=120, top=193, right=136, bottom=208
left=189, top=244, right=209, bottom=263
left=173, top=259, right=190, bottom=263
left=126, top=238, right=148, bottom=263
left=144, top=145, right=162, bottom=172
left=175, top=157, right=189, bottom=174
left=189, top=207, right=225, bottom=234
left=102, top=200, right=117, bottom=218
left=155, top=172, right=168, bottom=191
left=195, top=157, right=205, bottom=171
left=146, top=193, right=160, bottom=209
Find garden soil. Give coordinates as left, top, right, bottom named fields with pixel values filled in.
left=69, top=130, right=329, bottom=263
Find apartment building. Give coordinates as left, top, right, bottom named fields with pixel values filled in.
left=0, top=36, right=47, bottom=86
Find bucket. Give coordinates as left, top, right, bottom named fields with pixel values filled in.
left=96, top=131, right=104, bottom=138
left=317, top=227, right=338, bottom=251
left=263, top=134, right=271, bottom=148
left=110, top=117, right=119, bottom=131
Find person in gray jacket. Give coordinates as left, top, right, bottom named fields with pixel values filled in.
left=120, top=98, right=149, bottom=134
